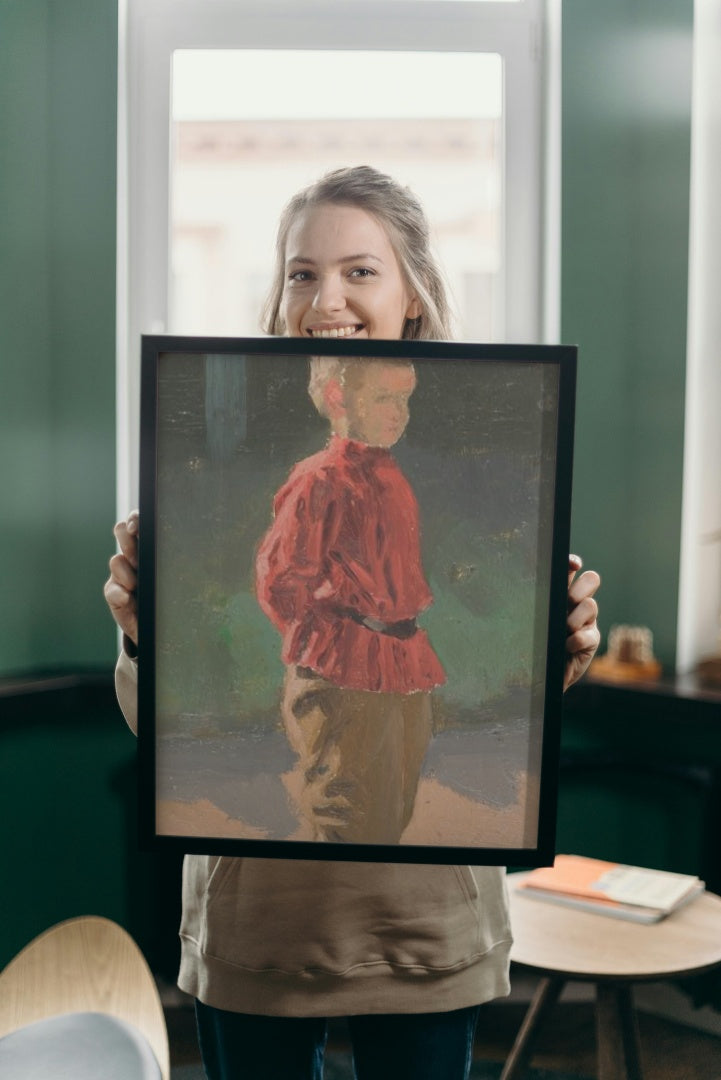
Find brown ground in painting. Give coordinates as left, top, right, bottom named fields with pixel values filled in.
left=402, top=771, right=538, bottom=848
left=157, top=767, right=539, bottom=849
left=155, top=798, right=270, bottom=839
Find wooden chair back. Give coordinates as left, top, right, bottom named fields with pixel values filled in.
left=0, top=916, right=169, bottom=1080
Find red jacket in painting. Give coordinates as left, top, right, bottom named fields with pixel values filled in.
left=255, top=435, right=446, bottom=694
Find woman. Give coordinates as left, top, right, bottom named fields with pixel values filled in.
left=106, top=166, right=600, bottom=1080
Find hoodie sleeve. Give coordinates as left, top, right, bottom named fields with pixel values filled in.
left=115, top=643, right=139, bottom=736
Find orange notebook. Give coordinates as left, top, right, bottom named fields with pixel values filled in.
left=515, top=855, right=704, bottom=923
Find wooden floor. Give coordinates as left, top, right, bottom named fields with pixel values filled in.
left=165, top=995, right=721, bottom=1078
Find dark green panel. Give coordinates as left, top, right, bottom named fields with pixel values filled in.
left=0, top=683, right=183, bottom=976
left=0, top=0, right=118, bottom=673
left=559, top=682, right=721, bottom=888
left=47, top=0, right=118, bottom=667
left=0, top=1, right=55, bottom=669
left=0, top=686, right=132, bottom=967
left=556, top=771, right=708, bottom=877
left=562, top=0, right=693, bottom=668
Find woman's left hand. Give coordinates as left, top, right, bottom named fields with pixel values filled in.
left=564, top=555, right=601, bottom=691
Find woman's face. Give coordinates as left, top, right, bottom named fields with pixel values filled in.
left=281, top=203, right=420, bottom=340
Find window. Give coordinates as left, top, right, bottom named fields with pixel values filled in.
left=118, top=0, right=557, bottom=509
left=169, top=49, right=503, bottom=340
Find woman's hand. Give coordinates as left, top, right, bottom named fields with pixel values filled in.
left=564, top=554, right=601, bottom=691
left=103, top=510, right=139, bottom=646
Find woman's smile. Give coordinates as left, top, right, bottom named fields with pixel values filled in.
left=306, top=323, right=364, bottom=339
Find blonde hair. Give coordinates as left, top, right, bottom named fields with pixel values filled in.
left=262, top=165, right=453, bottom=341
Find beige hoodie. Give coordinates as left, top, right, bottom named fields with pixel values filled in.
left=116, top=650, right=512, bottom=1016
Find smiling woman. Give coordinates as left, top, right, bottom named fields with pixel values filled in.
left=263, top=167, right=452, bottom=341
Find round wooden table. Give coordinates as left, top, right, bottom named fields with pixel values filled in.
left=503, top=872, right=721, bottom=1080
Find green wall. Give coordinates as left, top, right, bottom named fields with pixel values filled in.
left=0, top=0, right=118, bottom=675
left=0, top=0, right=142, bottom=972
left=563, top=0, right=693, bottom=669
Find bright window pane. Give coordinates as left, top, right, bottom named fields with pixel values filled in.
left=354, top=1, right=521, bottom=3
left=170, top=50, right=503, bottom=340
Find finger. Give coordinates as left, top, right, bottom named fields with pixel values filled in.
left=103, top=577, right=132, bottom=612
left=113, top=517, right=139, bottom=568
left=567, top=553, right=583, bottom=588
left=566, top=623, right=601, bottom=657
left=103, top=580, right=139, bottom=642
left=566, top=594, right=599, bottom=634
left=568, top=568, right=601, bottom=608
left=108, top=552, right=137, bottom=592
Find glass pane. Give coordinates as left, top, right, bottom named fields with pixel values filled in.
left=170, top=50, right=503, bottom=340
left=335, top=1, right=521, bottom=3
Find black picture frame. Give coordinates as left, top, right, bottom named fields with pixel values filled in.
left=138, top=335, right=576, bottom=865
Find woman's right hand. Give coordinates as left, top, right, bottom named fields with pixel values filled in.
left=104, top=510, right=139, bottom=646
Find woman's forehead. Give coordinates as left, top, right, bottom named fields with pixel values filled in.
left=285, top=203, right=396, bottom=262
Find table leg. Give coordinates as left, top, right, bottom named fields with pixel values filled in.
left=499, top=976, right=565, bottom=1080
left=596, top=982, right=643, bottom=1080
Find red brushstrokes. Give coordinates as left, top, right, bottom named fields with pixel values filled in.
left=255, top=436, right=446, bottom=693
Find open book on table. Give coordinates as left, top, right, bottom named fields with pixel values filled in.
left=514, top=854, right=705, bottom=924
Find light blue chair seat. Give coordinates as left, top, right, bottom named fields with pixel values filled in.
left=0, top=1011, right=162, bottom=1079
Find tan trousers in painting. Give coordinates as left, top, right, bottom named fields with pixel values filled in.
left=281, top=665, right=433, bottom=845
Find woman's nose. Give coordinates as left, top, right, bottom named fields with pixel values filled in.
left=312, top=274, right=345, bottom=314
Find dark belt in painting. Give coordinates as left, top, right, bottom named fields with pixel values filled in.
left=340, top=609, right=418, bottom=640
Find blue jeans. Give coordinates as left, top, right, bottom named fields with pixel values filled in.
left=195, top=1000, right=481, bottom=1080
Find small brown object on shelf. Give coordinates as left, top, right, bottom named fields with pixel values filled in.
left=590, top=624, right=662, bottom=683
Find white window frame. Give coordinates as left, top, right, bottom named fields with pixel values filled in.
left=676, top=0, right=721, bottom=674
left=117, top=0, right=558, bottom=512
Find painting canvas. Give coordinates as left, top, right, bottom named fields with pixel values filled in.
left=137, top=336, right=576, bottom=865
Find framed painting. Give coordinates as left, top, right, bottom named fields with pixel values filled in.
left=137, top=335, right=576, bottom=865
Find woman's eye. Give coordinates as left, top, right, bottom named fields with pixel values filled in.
left=288, top=270, right=313, bottom=283
left=349, top=267, right=375, bottom=279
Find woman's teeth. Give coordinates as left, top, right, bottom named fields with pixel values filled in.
left=310, top=325, right=360, bottom=338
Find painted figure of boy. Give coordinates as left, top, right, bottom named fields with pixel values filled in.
left=255, top=355, right=444, bottom=844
